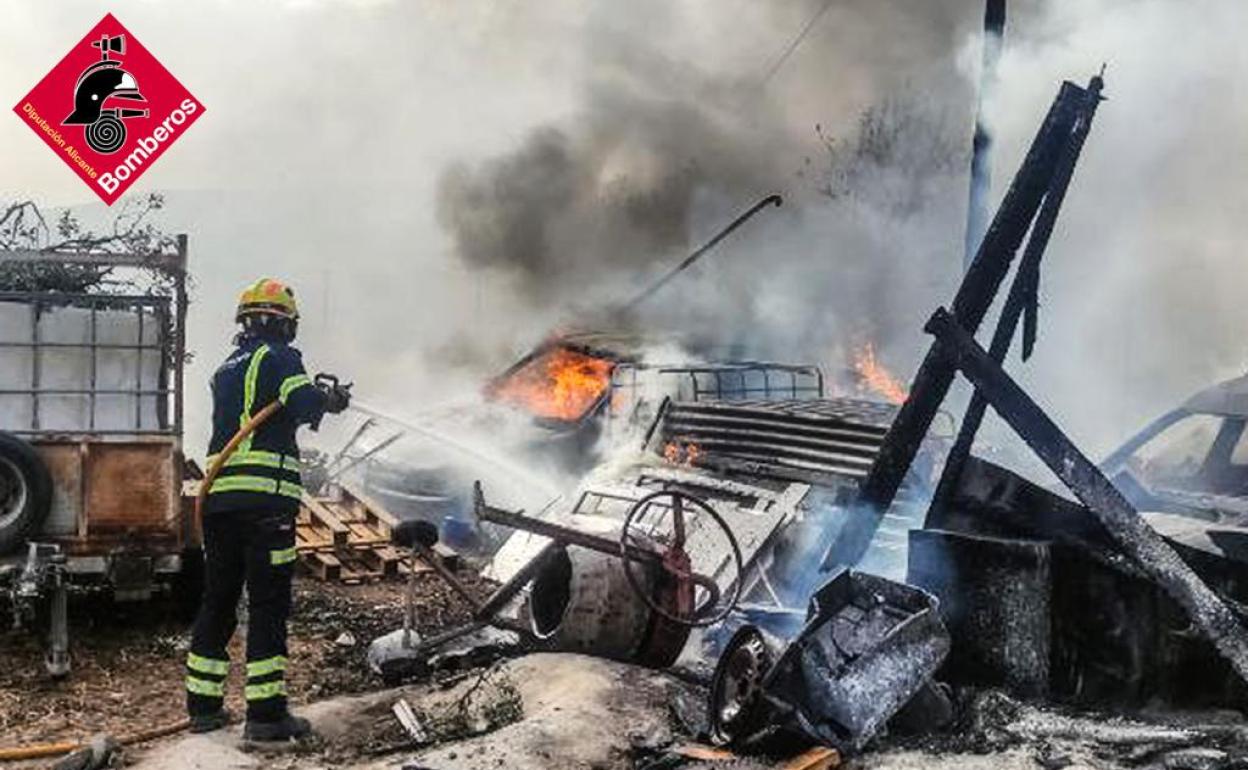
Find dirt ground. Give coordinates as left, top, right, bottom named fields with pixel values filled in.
left=0, top=569, right=496, bottom=751
left=28, top=647, right=1248, bottom=770
left=7, top=572, right=1248, bottom=770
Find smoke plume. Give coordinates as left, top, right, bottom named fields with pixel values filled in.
left=433, top=0, right=975, bottom=375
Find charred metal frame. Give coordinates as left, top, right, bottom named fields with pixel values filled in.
left=607, top=362, right=824, bottom=433
left=657, top=363, right=824, bottom=402
left=928, top=72, right=1105, bottom=526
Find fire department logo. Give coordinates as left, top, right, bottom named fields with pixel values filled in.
left=12, top=14, right=204, bottom=205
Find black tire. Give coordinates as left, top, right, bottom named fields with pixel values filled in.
left=0, top=431, right=52, bottom=555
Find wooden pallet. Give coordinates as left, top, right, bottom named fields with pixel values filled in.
left=296, top=483, right=408, bottom=583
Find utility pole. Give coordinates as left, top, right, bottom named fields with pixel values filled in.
left=965, top=0, right=1007, bottom=269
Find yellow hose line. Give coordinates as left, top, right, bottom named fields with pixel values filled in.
left=0, top=717, right=192, bottom=761
left=195, top=400, right=282, bottom=526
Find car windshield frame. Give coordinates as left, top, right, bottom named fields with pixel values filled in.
left=1121, top=410, right=1248, bottom=499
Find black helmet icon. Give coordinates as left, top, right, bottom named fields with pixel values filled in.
left=62, top=34, right=148, bottom=155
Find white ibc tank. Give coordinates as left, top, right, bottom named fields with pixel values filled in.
left=0, top=299, right=164, bottom=433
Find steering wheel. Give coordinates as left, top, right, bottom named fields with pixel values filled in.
left=619, top=489, right=744, bottom=628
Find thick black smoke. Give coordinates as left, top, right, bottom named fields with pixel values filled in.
left=433, top=0, right=975, bottom=369
left=436, top=83, right=783, bottom=303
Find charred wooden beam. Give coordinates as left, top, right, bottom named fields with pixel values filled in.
left=924, top=305, right=1248, bottom=685
left=928, top=72, right=1105, bottom=528
left=828, top=77, right=1096, bottom=570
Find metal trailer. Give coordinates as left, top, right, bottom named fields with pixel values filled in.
left=0, top=241, right=194, bottom=676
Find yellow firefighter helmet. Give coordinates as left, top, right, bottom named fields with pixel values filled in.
left=235, top=278, right=299, bottom=322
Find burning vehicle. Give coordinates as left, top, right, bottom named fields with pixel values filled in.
left=353, top=334, right=833, bottom=552
left=487, top=331, right=828, bottom=464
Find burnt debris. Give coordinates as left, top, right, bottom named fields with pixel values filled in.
left=357, top=67, right=1248, bottom=768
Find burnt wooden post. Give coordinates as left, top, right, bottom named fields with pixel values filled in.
left=824, top=79, right=1091, bottom=570
left=927, top=74, right=1105, bottom=528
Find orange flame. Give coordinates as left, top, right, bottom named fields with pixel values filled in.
left=663, top=441, right=702, bottom=466
left=854, top=342, right=908, bottom=405
left=492, top=347, right=614, bottom=422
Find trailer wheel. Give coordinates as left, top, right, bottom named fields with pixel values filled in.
left=0, top=432, right=52, bottom=554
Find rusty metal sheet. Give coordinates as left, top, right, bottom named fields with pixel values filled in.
left=33, top=441, right=83, bottom=536
left=85, top=440, right=178, bottom=534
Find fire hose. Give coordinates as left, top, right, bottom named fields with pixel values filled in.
left=194, top=400, right=283, bottom=526
left=0, top=719, right=191, bottom=762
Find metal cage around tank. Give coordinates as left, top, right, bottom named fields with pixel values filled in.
left=0, top=241, right=191, bottom=553
left=0, top=242, right=188, bottom=439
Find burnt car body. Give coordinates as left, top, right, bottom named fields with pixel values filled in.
left=354, top=330, right=829, bottom=549
left=485, top=331, right=827, bottom=467
left=1103, top=373, right=1248, bottom=524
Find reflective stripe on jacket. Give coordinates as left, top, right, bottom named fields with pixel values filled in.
left=204, top=335, right=326, bottom=515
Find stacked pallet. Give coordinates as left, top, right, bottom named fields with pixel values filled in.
left=296, top=484, right=407, bottom=583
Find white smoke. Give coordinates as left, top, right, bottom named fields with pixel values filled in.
left=972, top=0, right=1248, bottom=478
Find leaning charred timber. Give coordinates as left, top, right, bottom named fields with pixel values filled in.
left=830, top=76, right=1104, bottom=569
left=928, top=72, right=1105, bottom=529
left=917, top=306, right=1248, bottom=686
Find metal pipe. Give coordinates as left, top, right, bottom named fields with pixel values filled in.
left=619, top=194, right=782, bottom=312
left=327, top=431, right=402, bottom=483
left=326, top=417, right=376, bottom=475
left=174, top=235, right=188, bottom=439
left=476, top=500, right=662, bottom=565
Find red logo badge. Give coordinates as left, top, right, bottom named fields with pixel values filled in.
left=12, top=14, right=204, bottom=205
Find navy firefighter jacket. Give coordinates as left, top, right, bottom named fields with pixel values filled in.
left=204, top=335, right=326, bottom=515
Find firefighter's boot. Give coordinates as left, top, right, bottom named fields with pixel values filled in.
left=243, top=712, right=312, bottom=742
left=189, top=709, right=230, bottom=734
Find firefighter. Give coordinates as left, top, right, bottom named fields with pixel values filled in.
left=186, top=278, right=350, bottom=741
